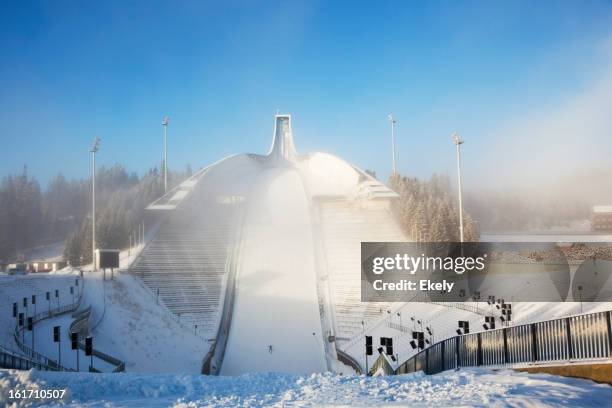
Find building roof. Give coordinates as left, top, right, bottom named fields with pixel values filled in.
left=146, top=115, right=399, bottom=211
left=593, top=205, right=612, bottom=213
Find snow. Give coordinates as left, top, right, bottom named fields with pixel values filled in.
left=220, top=167, right=327, bottom=375
left=0, top=270, right=210, bottom=373
left=19, top=242, right=65, bottom=262
left=2, top=367, right=611, bottom=407
left=24, top=313, right=116, bottom=372
left=6, top=118, right=612, bottom=381
left=0, top=273, right=79, bottom=354
left=343, top=300, right=612, bottom=374
left=79, top=271, right=209, bottom=373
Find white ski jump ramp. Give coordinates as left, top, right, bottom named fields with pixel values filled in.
left=220, top=166, right=327, bottom=374
left=221, top=115, right=326, bottom=374
left=139, top=114, right=406, bottom=375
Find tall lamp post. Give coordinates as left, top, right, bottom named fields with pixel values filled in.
left=452, top=132, right=465, bottom=243
left=90, top=137, right=100, bottom=269
left=162, top=116, right=169, bottom=193
left=388, top=114, right=397, bottom=175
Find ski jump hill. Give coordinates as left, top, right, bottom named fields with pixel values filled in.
left=128, top=115, right=612, bottom=376
left=130, top=114, right=408, bottom=375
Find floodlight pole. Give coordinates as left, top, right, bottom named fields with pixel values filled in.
left=90, top=137, right=100, bottom=269
left=388, top=114, right=397, bottom=175
left=452, top=133, right=465, bottom=243
left=162, top=116, right=169, bottom=193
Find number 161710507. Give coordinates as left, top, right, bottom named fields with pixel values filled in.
left=7, top=388, right=67, bottom=400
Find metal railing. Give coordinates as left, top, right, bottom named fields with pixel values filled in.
left=395, top=310, right=612, bottom=375
left=69, top=306, right=92, bottom=337
left=202, top=205, right=245, bottom=375
left=8, top=279, right=124, bottom=373
left=68, top=305, right=126, bottom=372
left=0, top=347, right=60, bottom=371
left=337, top=349, right=362, bottom=374
left=368, top=352, right=394, bottom=376
left=13, top=299, right=82, bottom=371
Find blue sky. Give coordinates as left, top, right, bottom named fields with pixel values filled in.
left=2, top=1, right=612, bottom=188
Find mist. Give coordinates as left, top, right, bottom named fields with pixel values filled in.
left=462, top=44, right=612, bottom=231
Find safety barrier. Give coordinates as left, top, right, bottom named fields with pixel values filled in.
left=368, top=352, right=394, bottom=376
left=395, top=310, right=612, bottom=375
left=68, top=305, right=125, bottom=372
left=337, top=348, right=362, bottom=374
left=0, top=346, right=60, bottom=371
left=202, top=206, right=245, bottom=375
left=12, top=297, right=82, bottom=371
left=69, top=306, right=92, bottom=337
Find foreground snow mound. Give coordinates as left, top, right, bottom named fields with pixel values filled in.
left=1, top=368, right=611, bottom=407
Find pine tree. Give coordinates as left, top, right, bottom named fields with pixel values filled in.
left=388, top=173, right=479, bottom=242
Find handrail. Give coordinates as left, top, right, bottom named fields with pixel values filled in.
left=11, top=280, right=84, bottom=371
left=13, top=300, right=80, bottom=371
left=69, top=305, right=91, bottom=337
left=126, top=219, right=210, bottom=341
left=344, top=295, right=483, bottom=350
left=126, top=219, right=163, bottom=271
left=337, top=348, right=362, bottom=374
left=7, top=275, right=125, bottom=373
left=202, top=204, right=245, bottom=375
left=0, top=347, right=62, bottom=371
left=68, top=303, right=125, bottom=372
left=428, top=301, right=487, bottom=316
left=368, top=352, right=394, bottom=376
left=394, top=309, right=612, bottom=376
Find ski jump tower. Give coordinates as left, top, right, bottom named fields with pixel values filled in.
left=131, top=114, right=405, bottom=375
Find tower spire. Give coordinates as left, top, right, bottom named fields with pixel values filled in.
left=268, top=114, right=297, bottom=162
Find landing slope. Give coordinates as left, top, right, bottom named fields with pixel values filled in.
left=220, top=167, right=327, bottom=374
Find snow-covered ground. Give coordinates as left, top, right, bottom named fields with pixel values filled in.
left=345, top=299, right=612, bottom=373
left=19, top=241, right=65, bottom=262
left=1, top=367, right=611, bottom=407
left=0, top=269, right=209, bottom=374
left=80, top=271, right=209, bottom=373
left=0, top=274, right=79, bottom=354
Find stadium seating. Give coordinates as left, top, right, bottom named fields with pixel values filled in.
left=317, top=200, right=405, bottom=345
left=130, top=202, right=239, bottom=338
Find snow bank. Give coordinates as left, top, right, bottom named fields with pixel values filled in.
left=82, top=272, right=210, bottom=373
left=1, top=368, right=611, bottom=407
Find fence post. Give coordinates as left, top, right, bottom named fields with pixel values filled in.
left=565, top=317, right=573, bottom=360
left=531, top=323, right=538, bottom=362
left=455, top=335, right=460, bottom=368
left=477, top=333, right=483, bottom=366
left=441, top=341, right=445, bottom=372
left=503, top=328, right=509, bottom=364
left=425, top=348, right=430, bottom=374
left=607, top=311, right=612, bottom=357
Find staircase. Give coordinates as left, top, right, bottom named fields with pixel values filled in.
left=318, top=200, right=406, bottom=344
left=130, top=202, right=239, bottom=338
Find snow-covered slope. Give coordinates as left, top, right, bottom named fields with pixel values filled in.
left=2, top=367, right=611, bottom=407
left=220, top=167, right=327, bottom=375
left=80, top=271, right=209, bottom=373
left=0, top=274, right=79, bottom=354
left=130, top=115, right=406, bottom=375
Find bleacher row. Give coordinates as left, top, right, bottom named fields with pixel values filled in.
left=317, top=198, right=493, bottom=370
left=130, top=204, right=238, bottom=338
left=318, top=200, right=406, bottom=344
